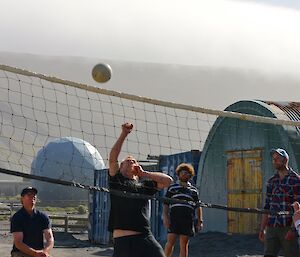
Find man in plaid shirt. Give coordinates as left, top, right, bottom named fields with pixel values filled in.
left=259, top=148, right=300, bottom=257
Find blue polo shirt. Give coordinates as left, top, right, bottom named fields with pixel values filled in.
left=10, top=207, right=51, bottom=253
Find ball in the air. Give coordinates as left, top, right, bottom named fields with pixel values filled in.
left=92, top=63, right=112, bottom=83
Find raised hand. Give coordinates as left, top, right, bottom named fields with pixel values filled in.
left=133, top=164, right=144, bottom=177
left=121, top=123, right=133, bottom=135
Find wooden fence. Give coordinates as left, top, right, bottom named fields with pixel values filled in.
left=0, top=202, right=20, bottom=217
left=49, top=215, right=88, bottom=233
left=0, top=202, right=88, bottom=233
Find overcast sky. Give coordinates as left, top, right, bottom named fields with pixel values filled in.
left=1, top=0, right=300, bottom=78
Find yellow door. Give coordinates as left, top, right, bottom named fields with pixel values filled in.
left=227, top=149, right=263, bottom=234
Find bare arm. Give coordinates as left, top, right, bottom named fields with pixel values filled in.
left=163, top=204, right=170, bottom=228
left=108, top=123, right=133, bottom=176
left=13, top=232, right=47, bottom=257
left=196, top=207, right=203, bottom=231
left=43, top=228, right=54, bottom=255
left=259, top=213, right=268, bottom=242
left=197, top=207, right=203, bottom=222
left=137, top=169, right=173, bottom=189
left=260, top=213, right=268, bottom=231
left=259, top=180, right=272, bottom=241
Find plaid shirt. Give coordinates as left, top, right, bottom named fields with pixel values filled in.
left=264, top=169, right=300, bottom=227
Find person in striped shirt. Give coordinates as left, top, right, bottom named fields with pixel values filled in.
left=163, top=163, right=203, bottom=257
left=259, top=148, right=300, bottom=257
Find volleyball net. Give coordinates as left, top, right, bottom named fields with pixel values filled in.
left=0, top=64, right=299, bottom=217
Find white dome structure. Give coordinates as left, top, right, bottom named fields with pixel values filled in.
left=31, top=137, right=106, bottom=203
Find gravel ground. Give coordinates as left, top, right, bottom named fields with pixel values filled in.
left=0, top=219, right=285, bottom=257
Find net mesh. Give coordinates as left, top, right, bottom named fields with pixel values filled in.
left=0, top=66, right=216, bottom=180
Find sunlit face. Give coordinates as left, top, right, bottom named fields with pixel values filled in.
left=272, top=152, right=287, bottom=170
left=21, top=191, right=37, bottom=208
left=120, top=156, right=138, bottom=176
left=178, top=169, right=192, bottom=182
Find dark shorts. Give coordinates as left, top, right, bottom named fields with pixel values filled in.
left=168, top=215, right=194, bottom=237
left=113, top=233, right=165, bottom=257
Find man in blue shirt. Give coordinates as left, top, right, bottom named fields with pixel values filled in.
left=10, top=187, right=54, bottom=257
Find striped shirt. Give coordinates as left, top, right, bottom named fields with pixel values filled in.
left=264, top=169, right=300, bottom=227
left=165, top=182, right=199, bottom=216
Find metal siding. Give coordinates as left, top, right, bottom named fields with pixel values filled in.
left=198, top=126, right=228, bottom=233
left=153, top=151, right=201, bottom=241
left=89, top=169, right=110, bottom=245
left=91, top=159, right=198, bottom=245
left=198, top=100, right=300, bottom=233
left=199, top=121, right=269, bottom=233
left=263, top=101, right=300, bottom=172
left=90, top=151, right=225, bottom=243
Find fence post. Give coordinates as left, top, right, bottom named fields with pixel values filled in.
left=10, top=202, right=14, bottom=218
left=64, top=216, right=69, bottom=233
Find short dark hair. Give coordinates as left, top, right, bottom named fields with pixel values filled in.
left=175, top=163, right=195, bottom=177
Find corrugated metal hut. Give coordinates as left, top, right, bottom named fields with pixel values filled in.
left=197, top=100, right=300, bottom=234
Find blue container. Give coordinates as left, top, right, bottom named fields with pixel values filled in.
left=151, top=150, right=201, bottom=241
left=89, top=169, right=110, bottom=245
left=89, top=150, right=201, bottom=244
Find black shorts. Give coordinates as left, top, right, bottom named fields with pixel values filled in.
left=113, top=233, right=165, bottom=257
left=168, top=215, right=194, bottom=237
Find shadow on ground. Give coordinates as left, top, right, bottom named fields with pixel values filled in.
left=90, top=248, right=114, bottom=256
left=172, top=232, right=264, bottom=257
left=53, top=232, right=114, bottom=256
left=54, top=232, right=93, bottom=248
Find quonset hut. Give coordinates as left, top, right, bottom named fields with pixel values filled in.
left=197, top=101, right=300, bottom=234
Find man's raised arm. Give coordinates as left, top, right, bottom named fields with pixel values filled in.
left=108, top=123, right=133, bottom=176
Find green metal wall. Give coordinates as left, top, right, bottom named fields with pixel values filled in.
left=197, top=100, right=299, bottom=233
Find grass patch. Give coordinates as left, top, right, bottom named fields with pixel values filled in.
left=0, top=196, right=19, bottom=201
left=0, top=215, right=9, bottom=221
left=39, top=206, right=78, bottom=213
